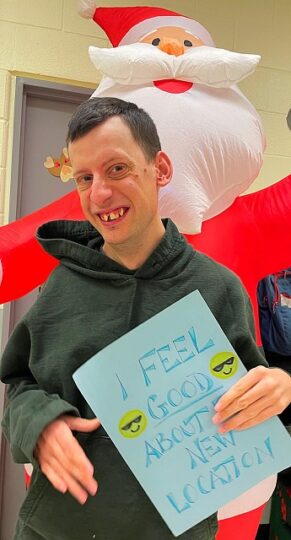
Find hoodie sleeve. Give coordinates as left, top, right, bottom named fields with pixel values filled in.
left=0, top=321, right=79, bottom=465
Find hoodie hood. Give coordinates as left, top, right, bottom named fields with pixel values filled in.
left=36, top=218, right=195, bottom=280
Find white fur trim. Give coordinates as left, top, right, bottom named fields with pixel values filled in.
left=78, top=0, right=96, bottom=19
left=24, top=463, right=33, bottom=476
left=119, top=16, right=215, bottom=47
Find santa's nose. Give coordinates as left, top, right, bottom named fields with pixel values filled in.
left=159, top=38, right=184, bottom=56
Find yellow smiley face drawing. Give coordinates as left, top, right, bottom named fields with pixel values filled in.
left=118, top=409, right=147, bottom=439
left=210, top=351, right=238, bottom=379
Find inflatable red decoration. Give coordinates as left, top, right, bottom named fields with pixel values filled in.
left=0, top=191, right=84, bottom=303
left=1, top=175, right=291, bottom=344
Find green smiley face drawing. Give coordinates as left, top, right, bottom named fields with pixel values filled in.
left=118, top=409, right=147, bottom=439
left=210, top=351, right=238, bottom=379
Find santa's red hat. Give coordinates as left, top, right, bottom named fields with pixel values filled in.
left=78, top=1, right=215, bottom=47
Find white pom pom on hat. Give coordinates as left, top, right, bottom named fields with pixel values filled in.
left=78, top=1, right=215, bottom=47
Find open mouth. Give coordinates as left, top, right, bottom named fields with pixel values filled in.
left=98, top=207, right=129, bottom=224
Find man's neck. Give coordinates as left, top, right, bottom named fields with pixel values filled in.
left=102, top=221, right=166, bottom=270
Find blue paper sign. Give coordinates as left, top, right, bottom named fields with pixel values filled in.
left=73, top=290, right=291, bottom=537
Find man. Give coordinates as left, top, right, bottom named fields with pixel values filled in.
left=1, top=97, right=290, bottom=540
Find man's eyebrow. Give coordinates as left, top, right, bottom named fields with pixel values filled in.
left=72, top=169, right=91, bottom=177
left=72, top=157, right=123, bottom=175
left=102, top=153, right=131, bottom=167
left=102, top=157, right=123, bottom=167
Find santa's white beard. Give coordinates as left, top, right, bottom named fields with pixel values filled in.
left=89, top=43, right=260, bottom=88
left=92, top=79, right=265, bottom=234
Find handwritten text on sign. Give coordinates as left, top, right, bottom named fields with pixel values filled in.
left=73, top=291, right=291, bottom=537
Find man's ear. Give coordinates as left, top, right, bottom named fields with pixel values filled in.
left=155, top=151, right=173, bottom=187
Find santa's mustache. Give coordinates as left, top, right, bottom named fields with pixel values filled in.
left=89, top=42, right=260, bottom=89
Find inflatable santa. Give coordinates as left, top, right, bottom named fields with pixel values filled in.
left=85, top=3, right=264, bottom=234
left=1, top=3, right=291, bottom=537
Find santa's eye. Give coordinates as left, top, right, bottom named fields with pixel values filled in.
left=152, top=38, right=161, bottom=46
left=184, top=40, right=193, bottom=47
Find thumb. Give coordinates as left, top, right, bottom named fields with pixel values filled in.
left=64, top=416, right=101, bottom=432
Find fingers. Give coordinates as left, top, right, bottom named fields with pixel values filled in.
left=65, top=417, right=101, bottom=432
left=213, top=366, right=291, bottom=432
left=213, top=376, right=269, bottom=424
left=213, top=396, right=273, bottom=432
left=41, top=465, right=68, bottom=494
left=214, top=366, right=268, bottom=413
left=35, top=416, right=99, bottom=504
left=41, top=455, right=94, bottom=504
left=230, top=406, right=276, bottom=431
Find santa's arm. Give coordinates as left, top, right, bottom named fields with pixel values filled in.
left=239, top=174, right=291, bottom=278
left=187, top=175, right=291, bottom=276
left=0, top=191, right=84, bottom=303
left=185, top=175, right=291, bottom=341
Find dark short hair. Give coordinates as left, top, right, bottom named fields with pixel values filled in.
left=66, top=97, right=161, bottom=161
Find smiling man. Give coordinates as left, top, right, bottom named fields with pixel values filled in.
left=1, top=97, right=290, bottom=540
left=69, top=106, right=171, bottom=269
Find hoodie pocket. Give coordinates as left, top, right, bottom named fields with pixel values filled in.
left=17, top=432, right=217, bottom=540
left=18, top=467, right=50, bottom=524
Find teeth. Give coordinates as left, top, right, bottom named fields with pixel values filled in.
left=100, top=208, right=126, bottom=222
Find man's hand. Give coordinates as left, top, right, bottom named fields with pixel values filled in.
left=35, top=415, right=100, bottom=504
left=212, top=366, right=291, bottom=432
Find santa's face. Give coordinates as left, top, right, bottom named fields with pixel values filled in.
left=140, top=26, right=204, bottom=56
left=140, top=25, right=204, bottom=93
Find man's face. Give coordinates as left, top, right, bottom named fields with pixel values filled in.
left=69, top=116, right=170, bottom=252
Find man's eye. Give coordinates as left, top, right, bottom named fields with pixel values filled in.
left=75, top=175, right=93, bottom=189
left=184, top=40, right=193, bottom=47
left=110, top=164, right=127, bottom=175
left=152, top=38, right=161, bottom=46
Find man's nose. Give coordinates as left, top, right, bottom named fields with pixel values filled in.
left=89, top=176, right=113, bottom=205
left=158, top=38, right=184, bottom=56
